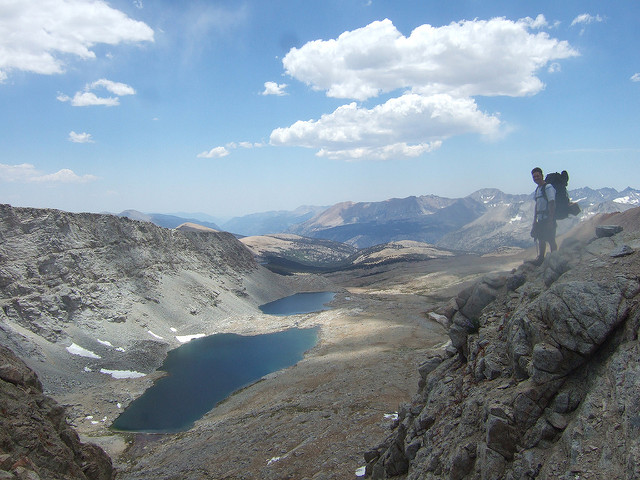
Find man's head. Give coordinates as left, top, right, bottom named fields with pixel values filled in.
left=532, top=167, right=544, bottom=186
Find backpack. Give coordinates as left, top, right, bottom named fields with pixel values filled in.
left=543, top=170, right=581, bottom=220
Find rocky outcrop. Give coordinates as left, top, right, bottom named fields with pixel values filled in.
left=0, top=344, right=114, bottom=479
left=365, top=215, right=640, bottom=479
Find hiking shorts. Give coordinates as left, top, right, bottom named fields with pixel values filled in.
left=531, top=219, right=556, bottom=242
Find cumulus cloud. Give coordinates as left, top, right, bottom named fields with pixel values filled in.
left=89, top=79, right=136, bottom=96
left=571, top=14, right=604, bottom=27
left=548, top=62, right=561, bottom=74
left=0, top=163, right=97, bottom=183
left=197, top=146, right=230, bottom=158
left=68, top=131, right=94, bottom=143
left=261, top=81, right=288, bottom=96
left=631, top=73, right=640, bottom=82
left=58, top=91, right=119, bottom=107
left=282, top=16, right=578, bottom=101
left=57, top=78, right=135, bottom=107
left=271, top=16, right=575, bottom=160
left=0, top=0, right=154, bottom=80
left=271, top=93, right=499, bottom=160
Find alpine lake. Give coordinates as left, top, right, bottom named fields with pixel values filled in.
left=111, top=292, right=335, bottom=433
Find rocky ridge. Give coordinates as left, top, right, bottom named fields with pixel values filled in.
left=365, top=208, right=640, bottom=479
left=0, top=344, right=114, bottom=480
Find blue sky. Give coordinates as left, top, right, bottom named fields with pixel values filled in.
left=1, top=0, right=639, bottom=219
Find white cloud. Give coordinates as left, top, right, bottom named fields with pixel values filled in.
left=58, top=91, right=119, bottom=107
left=318, top=141, right=442, bottom=161
left=0, top=0, right=154, bottom=80
left=33, top=169, right=98, bottom=183
left=197, top=141, right=265, bottom=158
left=262, top=81, right=288, bottom=96
left=270, top=93, right=500, bottom=160
left=548, top=62, right=561, bottom=73
left=571, top=14, right=604, bottom=27
left=89, top=79, right=136, bottom=96
left=271, top=16, right=578, bottom=160
left=631, top=73, right=640, bottom=82
left=57, top=78, right=135, bottom=106
left=0, top=163, right=97, bottom=183
left=227, top=141, right=264, bottom=149
left=282, top=17, right=578, bottom=101
left=69, top=131, right=94, bottom=143
left=197, top=146, right=230, bottom=158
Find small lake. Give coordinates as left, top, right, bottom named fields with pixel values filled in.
left=110, top=327, right=319, bottom=433
left=259, top=291, right=336, bottom=316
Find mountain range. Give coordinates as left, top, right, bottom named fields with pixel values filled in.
left=121, top=186, right=640, bottom=254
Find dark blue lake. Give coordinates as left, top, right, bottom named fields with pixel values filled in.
left=110, top=327, right=319, bottom=433
left=259, top=291, right=336, bottom=316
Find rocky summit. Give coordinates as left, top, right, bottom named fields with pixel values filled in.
left=365, top=208, right=640, bottom=479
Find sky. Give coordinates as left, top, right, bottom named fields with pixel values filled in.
left=1, top=0, right=639, bottom=219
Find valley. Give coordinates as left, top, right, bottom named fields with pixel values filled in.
left=0, top=203, right=526, bottom=479
left=2, top=201, right=638, bottom=479
left=111, top=251, right=526, bottom=479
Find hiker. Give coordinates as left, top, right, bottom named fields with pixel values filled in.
left=529, top=167, right=557, bottom=265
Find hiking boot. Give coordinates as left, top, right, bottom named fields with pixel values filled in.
left=526, top=257, right=544, bottom=266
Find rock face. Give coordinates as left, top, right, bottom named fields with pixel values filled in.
left=0, top=203, right=262, bottom=361
left=0, top=344, right=114, bottom=479
left=365, top=214, right=640, bottom=479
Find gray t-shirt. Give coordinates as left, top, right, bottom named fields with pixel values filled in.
left=534, top=183, right=556, bottom=221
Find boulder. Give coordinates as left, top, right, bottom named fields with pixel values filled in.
left=595, top=225, right=623, bottom=237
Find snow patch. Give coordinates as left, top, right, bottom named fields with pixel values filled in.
left=99, top=369, right=146, bottom=379
left=148, top=330, right=164, bottom=340
left=170, top=327, right=178, bottom=332
left=67, top=343, right=101, bottom=359
left=267, top=457, right=281, bottom=466
left=509, top=214, right=522, bottom=224
left=356, top=466, right=367, bottom=477
left=97, top=338, right=125, bottom=352
left=614, top=196, right=640, bottom=205
left=176, top=334, right=206, bottom=343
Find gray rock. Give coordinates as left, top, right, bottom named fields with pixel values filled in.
left=610, top=244, right=634, bottom=257
left=364, top=217, right=640, bottom=479
left=0, top=345, right=114, bottom=480
left=418, top=356, right=443, bottom=380
left=596, top=225, right=623, bottom=237
left=532, top=343, right=563, bottom=374
left=461, top=283, right=499, bottom=320
left=486, top=415, right=517, bottom=459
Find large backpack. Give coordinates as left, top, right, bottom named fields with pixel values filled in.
left=544, top=170, right=580, bottom=220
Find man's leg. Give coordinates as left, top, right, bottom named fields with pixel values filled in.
left=537, top=240, right=547, bottom=263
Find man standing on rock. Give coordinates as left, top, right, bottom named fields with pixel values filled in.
left=529, top=167, right=557, bottom=265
